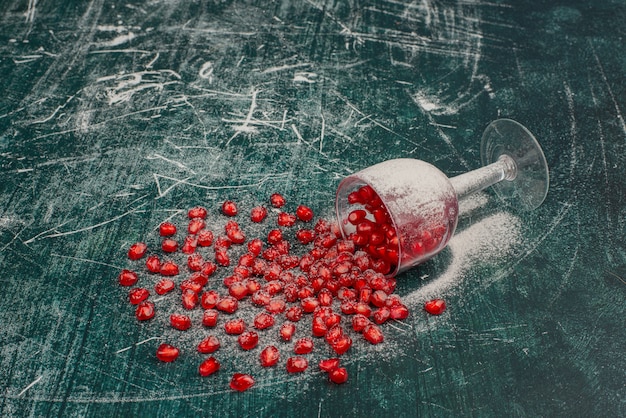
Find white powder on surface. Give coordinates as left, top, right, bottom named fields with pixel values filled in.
left=404, top=210, right=522, bottom=306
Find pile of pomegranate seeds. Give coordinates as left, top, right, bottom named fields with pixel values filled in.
left=116, top=193, right=428, bottom=392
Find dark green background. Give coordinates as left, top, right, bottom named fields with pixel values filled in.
left=1, top=0, right=624, bottom=416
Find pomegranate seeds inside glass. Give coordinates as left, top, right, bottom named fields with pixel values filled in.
left=335, top=119, right=549, bottom=276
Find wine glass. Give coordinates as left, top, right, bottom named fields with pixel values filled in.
left=335, top=119, right=549, bottom=276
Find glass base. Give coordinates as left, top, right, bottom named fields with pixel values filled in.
left=480, top=119, right=550, bottom=211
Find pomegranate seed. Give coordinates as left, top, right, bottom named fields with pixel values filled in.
left=188, top=206, right=207, bottom=219
left=352, top=314, right=370, bottom=332
left=301, top=297, right=319, bottom=313
left=159, top=222, right=177, bottom=236
left=202, top=261, right=218, bottom=277
left=224, top=318, right=246, bottom=335
left=267, top=229, right=283, bottom=245
left=155, top=279, right=175, bottom=295
left=247, top=238, right=263, bottom=255
left=221, top=200, right=238, bottom=216
left=226, top=227, right=246, bottom=244
left=372, top=307, right=390, bottom=324
left=253, top=312, right=275, bottom=330
left=197, top=335, right=220, bottom=353
left=215, top=250, right=230, bottom=267
left=135, top=301, right=155, bottom=321
left=156, top=343, right=179, bottom=362
left=319, top=358, right=340, bottom=373
left=370, top=290, right=388, bottom=308
left=329, top=367, right=348, bottom=384
left=181, top=289, right=199, bottom=310
left=215, top=235, right=232, bottom=249
left=295, top=229, right=315, bottom=244
left=265, top=297, right=286, bottom=314
left=295, top=205, right=314, bottom=222
left=170, top=313, right=192, bottom=330
left=228, top=282, right=248, bottom=300
left=188, top=219, right=205, bottom=235
left=277, top=212, right=296, bottom=227
left=390, top=304, right=409, bottom=320
left=424, top=298, right=446, bottom=315
left=198, top=357, right=220, bottom=377
left=286, top=357, right=308, bottom=373
left=160, top=261, right=179, bottom=276
left=128, top=242, right=147, bottom=260
left=201, top=290, right=219, bottom=309
left=230, top=373, right=254, bottom=392
left=270, top=193, right=286, bottom=208
left=251, top=290, right=271, bottom=306
left=161, top=239, right=178, bottom=253
left=216, top=296, right=238, bottom=314
left=260, top=346, right=280, bottom=367
left=129, top=288, right=149, bottom=305
left=293, top=338, right=314, bottom=354
left=145, top=255, right=161, bottom=273
left=363, top=324, right=384, bottom=344
left=118, top=270, right=138, bottom=286
left=354, top=302, right=372, bottom=318
left=187, top=253, right=204, bottom=271
left=325, top=324, right=343, bottom=344
left=250, top=206, right=268, bottom=223
left=181, top=235, right=197, bottom=254
left=202, top=309, right=219, bottom=327
left=285, top=306, right=303, bottom=322
left=197, top=229, right=214, bottom=247
left=280, top=323, right=295, bottom=341
left=317, top=289, right=333, bottom=306
left=311, top=317, right=327, bottom=337
left=331, top=335, right=352, bottom=355
left=238, top=331, right=259, bottom=350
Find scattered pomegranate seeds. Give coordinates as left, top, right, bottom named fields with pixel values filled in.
left=128, top=242, right=148, bottom=260
left=198, top=357, right=220, bottom=376
left=117, top=196, right=419, bottom=392
left=230, top=373, right=254, bottom=392
left=156, top=343, right=179, bottom=362
left=424, top=298, right=446, bottom=315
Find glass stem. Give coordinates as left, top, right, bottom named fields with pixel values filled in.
left=449, top=154, right=517, bottom=201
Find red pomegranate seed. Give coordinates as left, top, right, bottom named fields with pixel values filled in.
left=247, top=238, right=263, bottom=255
left=260, top=345, right=280, bottom=367
left=251, top=290, right=271, bottom=306
left=250, top=206, right=268, bottom=223
left=146, top=255, right=161, bottom=273
left=230, top=373, right=254, bottom=392
left=280, top=323, right=295, bottom=341
left=238, top=331, right=259, bottom=350
left=253, top=312, right=275, bottom=330
left=301, top=297, right=319, bottom=313
left=267, top=229, right=283, bottom=245
left=187, top=253, right=204, bottom=271
left=202, top=261, right=218, bottom=277
left=270, top=193, right=286, bottom=208
left=118, top=270, right=138, bottom=286
left=159, top=222, right=177, bottom=236
left=363, top=324, right=384, bottom=344
left=155, top=278, right=175, bottom=295
left=181, top=289, right=199, bottom=310
left=224, top=318, right=246, bottom=335
left=293, top=337, right=314, bottom=354
left=156, top=343, right=179, bottom=362
left=331, top=335, right=352, bottom=355
left=135, top=301, right=155, bottom=321
left=354, top=302, right=372, bottom=317
left=424, top=298, right=446, bottom=315
left=129, top=288, right=149, bottom=305
left=181, top=236, right=197, bottom=254
left=198, top=356, right=220, bottom=377
left=221, top=200, right=238, bottom=216
left=170, top=313, right=192, bottom=330
left=390, top=304, right=409, bottom=320
left=311, top=316, right=327, bottom=337
left=325, top=324, right=343, bottom=344
left=215, top=250, right=230, bottom=267
left=160, top=261, right=179, bottom=276
left=295, top=229, right=315, bottom=244
left=285, top=306, right=303, bottom=322
left=319, top=358, right=340, bottom=373
left=201, top=290, right=219, bottom=309
left=161, top=239, right=178, bottom=253
left=188, top=206, right=208, bottom=219
left=373, top=307, right=390, bottom=324
left=228, top=282, right=248, bottom=300
left=197, top=335, right=220, bottom=353
left=265, top=297, right=286, bottom=314
left=188, top=219, right=205, bottom=235
left=352, top=314, right=370, bottom=332
left=295, top=205, right=314, bottom=222
left=127, top=242, right=147, bottom=260
left=317, top=289, right=333, bottom=306
left=202, top=309, right=219, bottom=327
left=277, top=212, right=296, bottom=227
left=197, top=230, right=214, bottom=247
left=286, top=357, right=308, bottom=373
left=329, top=367, right=348, bottom=384
left=191, top=272, right=208, bottom=286
left=226, top=227, right=246, bottom=245
left=216, top=296, right=238, bottom=314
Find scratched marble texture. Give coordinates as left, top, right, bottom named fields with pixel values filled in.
left=0, top=0, right=624, bottom=417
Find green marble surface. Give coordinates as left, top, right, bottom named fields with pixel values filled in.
left=0, top=0, right=624, bottom=416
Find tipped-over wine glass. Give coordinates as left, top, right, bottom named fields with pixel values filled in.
left=335, top=119, right=549, bottom=276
